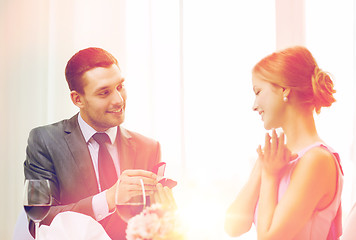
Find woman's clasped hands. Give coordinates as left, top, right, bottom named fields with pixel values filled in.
left=257, top=129, right=297, bottom=178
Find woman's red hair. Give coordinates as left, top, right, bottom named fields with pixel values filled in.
left=252, top=46, right=336, bottom=114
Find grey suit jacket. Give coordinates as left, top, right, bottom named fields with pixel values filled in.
left=24, top=113, right=161, bottom=239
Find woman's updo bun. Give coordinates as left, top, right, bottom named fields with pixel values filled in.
left=252, top=46, right=336, bottom=114
left=311, top=67, right=336, bottom=114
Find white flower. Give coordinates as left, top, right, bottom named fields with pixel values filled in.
left=126, top=204, right=184, bottom=240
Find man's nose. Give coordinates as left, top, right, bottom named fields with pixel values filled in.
left=113, top=90, right=124, bottom=104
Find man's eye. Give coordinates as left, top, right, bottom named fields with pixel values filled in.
left=99, top=91, right=109, bottom=96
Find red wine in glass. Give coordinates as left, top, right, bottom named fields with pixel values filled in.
left=115, top=179, right=146, bottom=222
left=24, top=205, right=51, bottom=222
left=116, top=203, right=144, bottom=222
left=23, top=179, right=52, bottom=239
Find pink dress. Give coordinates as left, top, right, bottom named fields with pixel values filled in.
left=254, top=142, right=343, bottom=240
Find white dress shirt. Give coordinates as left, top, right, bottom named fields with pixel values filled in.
left=77, top=113, right=120, bottom=221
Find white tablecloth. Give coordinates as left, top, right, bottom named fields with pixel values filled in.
left=38, top=211, right=111, bottom=240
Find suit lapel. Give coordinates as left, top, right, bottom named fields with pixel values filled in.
left=117, top=127, right=136, bottom=173
left=64, top=114, right=99, bottom=194
left=62, top=117, right=136, bottom=193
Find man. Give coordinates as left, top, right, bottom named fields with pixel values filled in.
left=24, top=47, right=169, bottom=239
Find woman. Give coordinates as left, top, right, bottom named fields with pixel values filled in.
left=225, top=46, right=343, bottom=240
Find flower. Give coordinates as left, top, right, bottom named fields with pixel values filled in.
left=126, top=203, right=185, bottom=240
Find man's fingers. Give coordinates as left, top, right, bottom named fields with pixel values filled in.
left=155, top=183, right=177, bottom=210
left=165, top=187, right=177, bottom=208
left=153, top=191, right=162, bottom=203
left=122, top=169, right=157, bottom=179
left=120, top=173, right=158, bottom=187
left=116, top=173, right=158, bottom=204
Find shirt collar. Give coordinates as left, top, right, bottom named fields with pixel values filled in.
left=77, top=113, right=117, bottom=144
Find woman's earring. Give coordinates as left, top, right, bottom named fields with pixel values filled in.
left=283, top=96, right=288, bottom=102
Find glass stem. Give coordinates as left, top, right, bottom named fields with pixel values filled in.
left=35, top=222, right=39, bottom=240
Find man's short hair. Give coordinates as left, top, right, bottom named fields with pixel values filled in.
left=65, top=47, right=119, bottom=93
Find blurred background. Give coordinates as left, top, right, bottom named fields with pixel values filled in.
left=1, top=0, right=356, bottom=239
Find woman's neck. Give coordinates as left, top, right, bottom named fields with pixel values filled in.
left=282, top=110, right=322, bottom=153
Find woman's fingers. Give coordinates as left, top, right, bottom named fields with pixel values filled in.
left=285, top=148, right=291, bottom=164
left=276, top=132, right=284, bottom=160
left=264, top=132, right=271, bottom=159
left=290, top=153, right=298, bottom=161
left=256, top=145, right=263, bottom=159
left=270, top=129, right=278, bottom=157
left=259, top=130, right=296, bottom=176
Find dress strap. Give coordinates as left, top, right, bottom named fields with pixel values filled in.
left=296, top=142, right=343, bottom=175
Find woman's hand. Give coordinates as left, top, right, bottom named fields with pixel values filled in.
left=257, top=129, right=296, bottom=178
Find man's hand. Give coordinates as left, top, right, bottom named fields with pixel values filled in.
left=106, top=169, right=158, bottom=210
left=153, top=183, right=177, bottom=210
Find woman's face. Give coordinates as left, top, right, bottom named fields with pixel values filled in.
left=252, top=75, right=286, bottom=130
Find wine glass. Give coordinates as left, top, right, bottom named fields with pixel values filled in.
left=115, top=179, right=146, bottom=222
left=23, top=179, right=52, bottom=239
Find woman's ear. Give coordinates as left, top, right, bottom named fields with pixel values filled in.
left=70, top=91, right=84, bottom=108
left=282, top=88, right=291, bottom=99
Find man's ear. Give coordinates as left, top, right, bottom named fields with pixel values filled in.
left=70, top=91, right=84, bottom=108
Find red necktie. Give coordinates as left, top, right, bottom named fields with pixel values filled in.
left=92, top=133, right=118, bottom=191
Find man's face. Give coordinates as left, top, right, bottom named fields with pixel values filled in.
left=77, top=64, right=127, bottom=131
